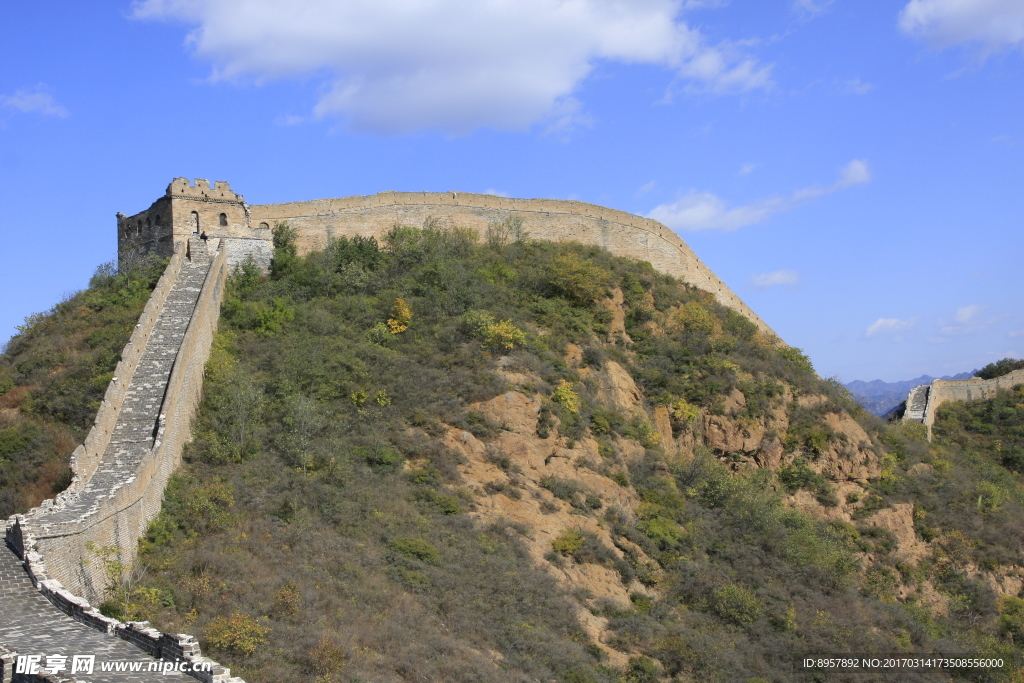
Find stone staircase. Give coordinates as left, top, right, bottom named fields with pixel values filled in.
left=2, top=238, right=245, bottom=683
left=36, top=241, right=211, bottom=531
left=904, top=384, right=930, bottom=423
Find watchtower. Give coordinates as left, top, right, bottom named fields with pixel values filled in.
left=117, top=178, right=250, bottom=266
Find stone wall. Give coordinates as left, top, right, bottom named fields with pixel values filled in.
left=9, top=245, right=227, bottom=598
left=249, top=191, right=776, bottom=336
left=4, top=242, right=239, bottom=682
left=61, top=251, right=185, bottom=498
left=924, top=368, right=1024, bottom=428
left=119, top=182, right=777, bottom=337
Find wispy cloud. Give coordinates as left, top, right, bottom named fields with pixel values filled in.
left=938, top=304, right=1004, bottom=335
left=1009, top=329, right=1024, bottom=338
left=841, top=78, right=874, bottom=95
left=793, top=0, right=835, bottom=17
left=648, top=159, right=871, bottom=231
left=0, top=84, right=68, bottom=118
left=482, top=188, right=509, bottom=197
left=866, top=317, right=918, bottom=337
left=749, top=269, right=800, bottom=290
left=737, top=162, right=760, bottom=176
left=133, top=0, right=773, bottom=135
left=635, top=181, right=657, bottom=198
left=898, top=0, right=1024, bottom=56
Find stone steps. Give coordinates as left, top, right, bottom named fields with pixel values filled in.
left=904, top=385, right=930, bottom=423
left=21, top=250, right=211, bottom=529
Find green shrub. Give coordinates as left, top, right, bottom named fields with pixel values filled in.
left=390, top=538, right=441, bottom=565
left=710, top=583, right=763, bottom=626
left=552, top=529, right=586, bottom=556
left=977, top=358, right=1024, bottom=380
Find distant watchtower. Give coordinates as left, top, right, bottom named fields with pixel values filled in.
left=117, top=178, right=259, bottom=268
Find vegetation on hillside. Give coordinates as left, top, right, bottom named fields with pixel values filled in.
left=0, top=258, right=166, bottom=517
left=977, top=359, right=1024, bottom=381
left=8, top=223, right=1024, bottom=682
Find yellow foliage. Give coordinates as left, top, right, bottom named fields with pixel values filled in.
left=482, top=319, right=527, bottom=352
left=675, top=301, right=719, bottom=336
left=205, top=612, right=270, bottom=655
left=386, top=298, right=412, bottom=334
left=671, top=399, right=699, bottom=426
left=551, top=528, right=585, bottom=555
left=552, top=380, right=581, bottom=413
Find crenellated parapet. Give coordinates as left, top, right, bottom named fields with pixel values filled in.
left=119, top=179, right=255, bottom=269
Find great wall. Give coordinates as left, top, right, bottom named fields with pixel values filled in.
left=903, top=368, right=1024, bottom=439
left=2, top=177, right=775, bottom=682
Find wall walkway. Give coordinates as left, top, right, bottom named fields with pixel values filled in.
left=3, top=239, right=244, bottom=682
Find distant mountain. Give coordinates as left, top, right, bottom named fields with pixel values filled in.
left=845, top=371, right=977, bottom=417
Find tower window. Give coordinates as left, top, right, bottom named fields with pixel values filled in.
left=191, top=211, right=200, bottom=234
left=219, top=213, right=228, bottom=226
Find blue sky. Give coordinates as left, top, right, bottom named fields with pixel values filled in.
left=1, top=0, right=1021, bottom=383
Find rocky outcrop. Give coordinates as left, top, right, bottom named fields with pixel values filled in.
left=431, top=350, right=888, bottom=662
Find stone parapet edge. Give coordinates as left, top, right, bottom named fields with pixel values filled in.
left=4, top=525, right=239, bottom=682
left=3, top=246, right=244, bottom=683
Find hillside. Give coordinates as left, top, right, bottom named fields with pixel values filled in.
left=5, top=225, right=1024, bottom=682
left=0, top=258, right=166, bottom=517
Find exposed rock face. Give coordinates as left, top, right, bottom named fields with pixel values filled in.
left=864, top=504, right=929, bottom=564
left=425, top=352, right=892, bottom=662
left=442, top=388, right=647, bottom=665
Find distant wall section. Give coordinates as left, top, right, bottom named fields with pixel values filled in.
left=925, top=369, right=1024, bottom=428
left=250, top=191, right=776, bottom=336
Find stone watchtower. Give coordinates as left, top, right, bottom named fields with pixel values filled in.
left=118, top=178, right=272, bottom=270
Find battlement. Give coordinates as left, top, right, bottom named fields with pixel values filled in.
left=166, top=177, right=244, bottom=202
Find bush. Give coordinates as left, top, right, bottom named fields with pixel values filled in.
left=552, top=380, right=581, bottom=413
left=552, top=528, right=586, bottom=556
left=390, top=538, right=441, bottom=564
left=710, top=584, right=763, bottom=626
left=976, top=358, right=1024, bottom=380
left=205, top=613, right=270, bottom=655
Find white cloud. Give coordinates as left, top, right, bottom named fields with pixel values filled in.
left=648, top=158, right=871, bottom=231
left=133, top=0, right=773, bottom=134
left=482, top=188, right=509, bottom=197
left=866, top=317, right=917, bottom=337
left=1009, top=329, right=1024, bottom=338
left=898, top=0, right=1024, bottom=54
left=737, top=162, right=759, bottom=176
left=0, top=84, right=68, bottom=118
left=749, top=269, right=799, bottom=290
